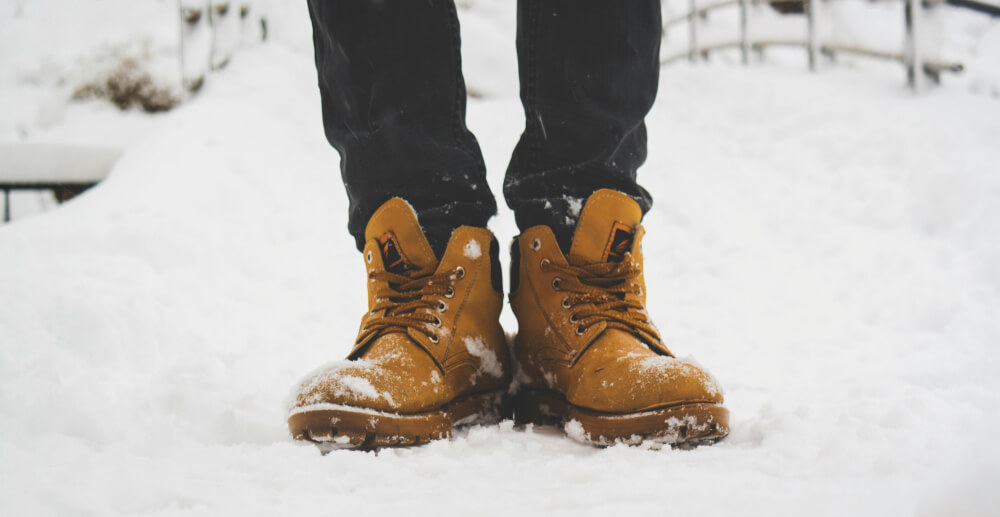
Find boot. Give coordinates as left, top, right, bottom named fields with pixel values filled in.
left=509, top=189, right=729, bottom=446
left=288, top=198, right=512, bottom=449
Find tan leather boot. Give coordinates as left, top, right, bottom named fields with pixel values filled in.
left=288, top=198, right=512, bottom=449
left=509, top=189, right=729, bottom=446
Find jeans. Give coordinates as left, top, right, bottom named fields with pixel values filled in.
left=307, top=0, right=660, bottom=255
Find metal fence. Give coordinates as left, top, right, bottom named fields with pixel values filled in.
left=659, top=0, right=998, bottom=90
left=178, top=1, right=265, bottom=92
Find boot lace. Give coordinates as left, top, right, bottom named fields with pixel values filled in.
left=543, top=257, right=660, bottom=342
left=356, top=267, right=461, bottom=345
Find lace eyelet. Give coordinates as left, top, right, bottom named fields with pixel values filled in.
left=437, top=301, right=448, bottom=312
left=539, top=258, right=550, bottom=271
left=444, top=286, right=455, bottom=298
left=454, top=266, right=465, bottom=279
left=433, top=316, right=442, bottom=327
left=531, top=238, right=541, bottom=251
left=561, top=297, right=571, bottom=309
left=551, top=277, right=562, bottom=291
left=366, top=250, right=373, bottom=264
left=569, top=314, right=578, bottom=323
left=575, top=326, right=585, bottom=336
left=636, top=288, right=643, bottom=296
left=429, top=334, right=440, bottom=344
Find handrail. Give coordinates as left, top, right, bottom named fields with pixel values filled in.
left=664, top=0, right=738, bottom=29
left=661, top=39, right=963, bottom=75
left=178, top=2, right=259, bottom=92
left=660, top=0, right=968, bottom=90
left=946, top=0, right=1000, bottom=15
left=0, top=142, right=122, bottom=223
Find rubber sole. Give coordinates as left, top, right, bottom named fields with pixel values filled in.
left=513, top=387, right=729, bottom=448
left=288, top=390, right=510, bottom=452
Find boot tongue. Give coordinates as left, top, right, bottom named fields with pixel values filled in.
left=567, top=189, right=642, bottom=266
left=364, top=198, right=439, bottom=275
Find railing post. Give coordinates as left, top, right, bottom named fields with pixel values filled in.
left=906, top=0, right=924, bottom=91
left=807, top=0, right=819, bottom=71
left=178, top=0, right=185, bottom=88
left=689, top=0, right=699, bottom=62
left=740, top=0, right=751, bottom=65
left=209, top=2, right=219, bottom=69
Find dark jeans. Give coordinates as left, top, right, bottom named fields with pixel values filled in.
left=307, top=0, right=660, bottom=255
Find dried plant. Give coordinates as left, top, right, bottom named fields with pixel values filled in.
left=72, top=59, right=179, bottom=113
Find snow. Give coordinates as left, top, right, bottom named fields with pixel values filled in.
left=0, top=142, right=123, bottom=183
left=337, top=375, right=381, bottom=401
left=464, top=238, right=482, bottom=260
left=463, top=335, right=504, bottom=379
left=563, top=419, right=590, bottom=444
left=563, top=195, right=584, bottom=217
left=287, top=403, right=402, bottom=419
left=2, top=0, right=1000, bottom=516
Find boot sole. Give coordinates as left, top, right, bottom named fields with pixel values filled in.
left=513, top=387, right=729, bottom=448
left=288, top=390, right=510, bottom=451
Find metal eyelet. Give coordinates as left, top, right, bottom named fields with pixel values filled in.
left=437, top=301, right=448, bottom=312
left=531, top=238, right=541, bottom=251
left=444, top=286, right=455, bottom=298
left=561, top=297, right=571, bottom=309
left=433, top=316, right=442, bottom=327
left=576, top=326, right=585, bottom=336
left=366, top=250, right=373, bottom=263
left=636, top=288, right=643, bottom=296
left=569, top=314, right=578, bottom=323
left=429, top=334, right=440, bottom=343
left=539, top=258, right=550, bottom=271
left=455, top=266, right=465, bottom=279
left=551, top=277, right=562, bottom=290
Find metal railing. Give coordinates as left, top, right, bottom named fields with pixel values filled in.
left=661, top=0, right=974, bottom=90
left=0, top=144, right=122, bottom=223
left=178, top=1, right=264, bottom=92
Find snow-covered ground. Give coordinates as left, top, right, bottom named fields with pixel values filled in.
left=2, top=1, right=999, bottom=515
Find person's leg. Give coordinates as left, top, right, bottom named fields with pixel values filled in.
left=504, top=0, right=661, bottom=253
left=506, top=2, right=729, bottom=447
left=307, top=0, right=496, bottom=256
left=290, top=1, right=511, bottom=449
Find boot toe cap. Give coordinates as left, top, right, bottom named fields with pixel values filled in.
left=289, top=354, right=447, bottom=414
left=570, top=354, right=725, bottom=413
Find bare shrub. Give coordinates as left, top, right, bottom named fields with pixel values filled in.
left=72, top=59, right=179, bottom=113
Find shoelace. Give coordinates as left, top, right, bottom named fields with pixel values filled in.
left=355, top=267, right=461, bottom=345
left=542, top=257, right=660, bottom=342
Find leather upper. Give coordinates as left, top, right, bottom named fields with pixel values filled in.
left=510, top=189, right=725, bottom=413
left=290, top=199, right=511, bottom=414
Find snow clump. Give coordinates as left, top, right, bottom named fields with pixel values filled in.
left=463, top=336, right=503, bottom=378
left=464, top=238, right=481, bottom=260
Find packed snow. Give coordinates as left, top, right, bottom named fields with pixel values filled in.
left=463, top=335, right=504, bottom=379
left=2, top=0, right=1000, bottom=516
left=464, top=238, right=482, bottom=260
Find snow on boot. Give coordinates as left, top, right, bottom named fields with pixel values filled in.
left=288, top=198, right=511, bottom=449
left=509, top=189, right=729, bottom=447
